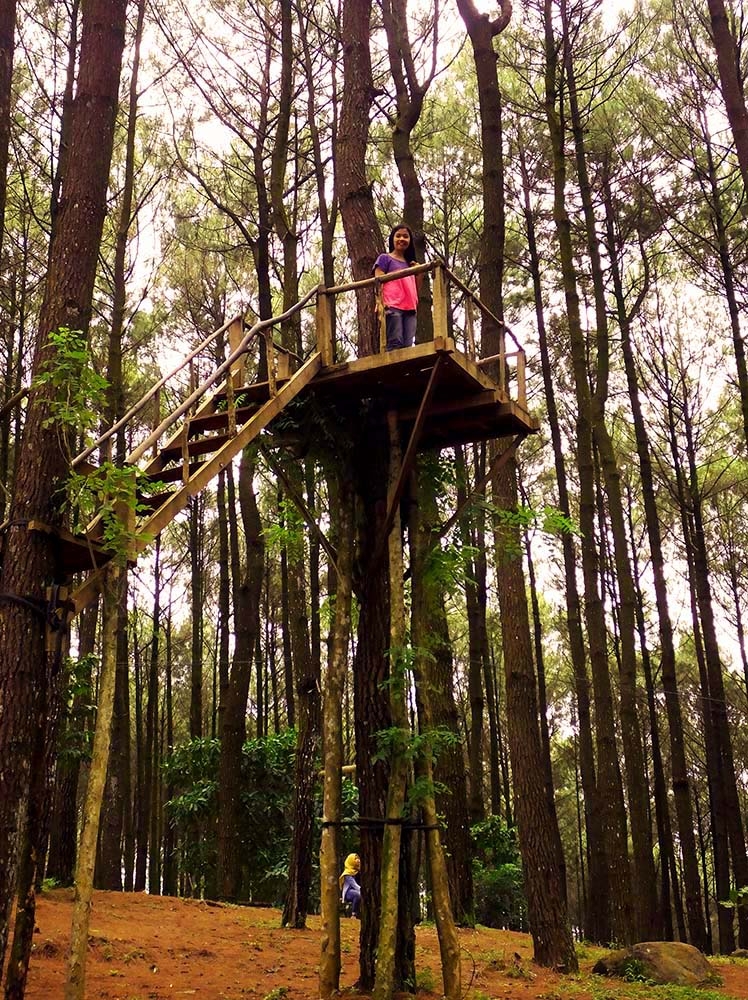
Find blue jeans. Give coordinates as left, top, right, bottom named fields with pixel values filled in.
left=385, top=308, right=416, bottom=351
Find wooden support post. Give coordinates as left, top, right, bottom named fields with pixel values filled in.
left=276, top=350, right=291, bottom=380
left=180, top=423, right=190, bottom=484
left=373, top=355, right=444, bottom=567
left=466, top=299, right=476, bottom=360
left=266, top=329, right=276, bottom=396
left=432, top=265, right=449, bottom=343
left=228, top=317, right=245, bottom=386
left=516, top=349, right=527, bottom=408
left=226, top=367, right=237, bottom=437
left=151, top=388, right=160, bottom=459
left=377, top=284, right=387, bottom=354
left=498, top=328, right=507, bottom=393
left=316, top=288, right=334, bottom=366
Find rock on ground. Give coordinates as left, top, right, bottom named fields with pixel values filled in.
left=593, top=941, right=715, bottom=986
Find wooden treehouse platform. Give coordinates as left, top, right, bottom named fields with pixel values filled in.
left=48, top=261, right=538, bottom=614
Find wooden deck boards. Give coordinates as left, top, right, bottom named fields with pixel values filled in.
left=308, top=337, right=538, bottom=448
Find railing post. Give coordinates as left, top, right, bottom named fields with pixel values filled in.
left=266, top=328, right=277, bottom=396
left=316, top=287, right=334, bottom=366
left=432, top=264, right=448, bottom=344
left=226, top=367, right=237, bottom=437
left=465, top=299, right=476, bottom=360
left=151, top=388, right=160, bottom=459
left=498, top=328, right=506, bottom=393
left=376, top=283, right=387, bottom=354
left=516, top=349, right=527, bottom=409
left=228, top=317, right=245, bottom=387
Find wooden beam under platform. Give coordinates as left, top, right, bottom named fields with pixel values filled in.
left=308, top=337, right=538, bottom=452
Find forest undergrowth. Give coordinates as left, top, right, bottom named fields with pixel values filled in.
left=17, top=889, right=748, bottom=1000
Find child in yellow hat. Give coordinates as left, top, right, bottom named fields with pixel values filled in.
left=339, top=853, right=361, bottom=917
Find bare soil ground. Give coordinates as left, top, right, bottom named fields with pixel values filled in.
left=17, top=889, right=748, bottom=1000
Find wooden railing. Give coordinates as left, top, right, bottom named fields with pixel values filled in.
left=71, top=262, right=529, bottom=472
left=315, top=260, right=528, bottom=409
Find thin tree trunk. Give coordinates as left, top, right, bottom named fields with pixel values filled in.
left=0, top=0, right=17, bottom=264
left=520, top=135, right=609, bottom=941
left=189, top=495, right=204, bottom=738
left=282, top=466, right=319, bottom=928
left=411, top=459, right=474, bottom=925
left=217, top=448, right=264, bottom=900
left=319, top=475, right=354, bottom=1000
left=146, top=543, right=161, bottom=895
left=602, top=172, right=706, bottom=949
left=65, top=565, right=122, bottom=1000
left=457, top=444, right=487, bottom=823
left=543, top=0, right=634, bottom=944
left=373, top=412, right=411, bottom=1000
left=162, top=615, right=177, bottom=897
left=560, top=0, right=658, bottom=937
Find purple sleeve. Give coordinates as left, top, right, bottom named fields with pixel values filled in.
left=374, top=253, right=392, bottom=273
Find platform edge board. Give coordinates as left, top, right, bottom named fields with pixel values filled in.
left=315, top=337, right=455, bottom=379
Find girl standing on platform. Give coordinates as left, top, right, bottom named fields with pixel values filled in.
left=374, top=225, right=419, bottom=351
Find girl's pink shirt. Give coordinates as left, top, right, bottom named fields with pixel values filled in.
left=374, top=253, right=418, bottom=311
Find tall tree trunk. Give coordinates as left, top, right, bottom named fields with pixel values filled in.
left=352, top=410, right=393, bottom=990
left=282, top=470, right=320, bottom=928
left=706, top=0, right=748, bottom=193
left=146, top=543, right=161, bottom=895
left=0, top=0, right=17, bottom=264
left=66, top=565, right=123, bottom=1000
left=162, top=615, right=177, bottom=897
left=319, top=475, right=354, bottom=1000
left=457, top=444, right=488, bottom=823
left=189, top=495, right=205, bottom=738
left=659, top=338, right=733, bottom=954
left=373, top=412, right=411, bottom=1000
left=521, top=145, right=609, bottom=939
left=683, top=398, right=748, bottom=947
left=96, top=572, right=128, bottom=890
left=217, top=448, right=264, bottom=899
left=543, top=0, right=634, bottom=945
left=602, top=171, right=706, bottom=950
left=216, top=467, right=231, bottom=738
left=0, top=0, right=128, bottom=971
left=46, top=603, right=97, bottom=886
left=560, top=0, right=658, bottom=937
left=411, top=460, right=474, bottom=925
left=492, top=451, right=576, bottom=969
left=4, top=623, right=66, bottom=1000
left=337, top=0, right=381, bottom=356
left=456, top=0, right=576, bottom=967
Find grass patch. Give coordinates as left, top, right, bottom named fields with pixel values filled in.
left=416, top=966, right=437, bottom=990
left=556, top=975, right=733, bottom=1000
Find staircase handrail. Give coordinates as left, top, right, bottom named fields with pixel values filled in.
left=73, top=287, right=318, bottom=470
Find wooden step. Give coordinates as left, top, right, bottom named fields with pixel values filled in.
left=207, top=377, right=286, bottom=411
left=136, top=489, right=180, bottom=516
left=181, top=402, right=261, bottom=438
left=142, top=461, right=207, bottom=486
left=158, top=432, right=233, bottom=463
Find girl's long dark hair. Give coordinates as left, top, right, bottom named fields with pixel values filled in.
left=387, top=224, right=417, bottom=263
